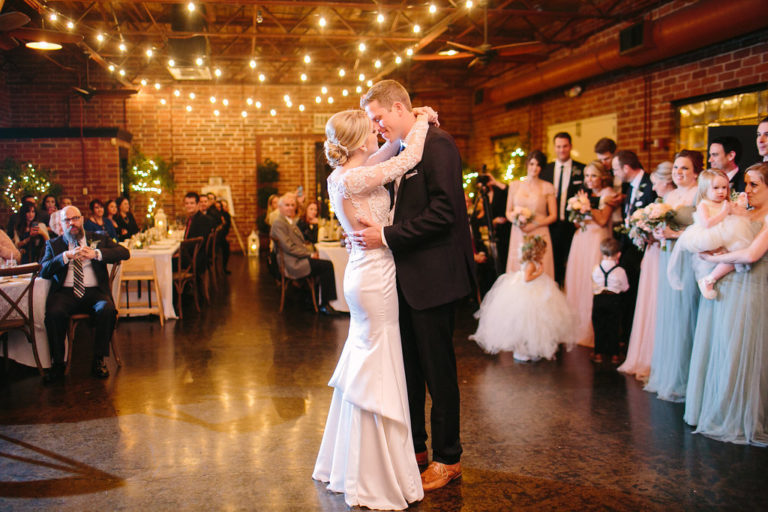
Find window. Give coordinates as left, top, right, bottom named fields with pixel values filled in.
left=677, top=88, right=768, bottom=152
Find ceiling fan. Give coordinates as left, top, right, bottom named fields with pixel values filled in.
left=0, top=0, right=82, bottom=51
left=414, top=2, right=546, bottom=67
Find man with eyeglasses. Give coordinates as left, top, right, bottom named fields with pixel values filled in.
left=40, top=205, right=130, bottom=382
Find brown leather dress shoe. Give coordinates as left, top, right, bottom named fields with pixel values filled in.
left=415, top=450, right=428, bottom=467
left=421, top=461, right=462, bottom=491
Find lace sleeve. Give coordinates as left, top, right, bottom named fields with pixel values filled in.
left=341, top=116, right=429, bottom=196
left=364, top=139, right=399, bottom=167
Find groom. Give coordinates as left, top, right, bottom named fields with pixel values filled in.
left=350, top=80, right=475, bottom=491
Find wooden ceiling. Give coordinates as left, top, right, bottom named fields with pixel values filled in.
left=1, top=0, right=666, bottom=92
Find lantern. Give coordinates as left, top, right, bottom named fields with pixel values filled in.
left=247, top=230, right=259, bottom=256
left=154, top=208, right=168, bottom=234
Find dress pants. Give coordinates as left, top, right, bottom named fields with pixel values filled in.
left=549, top=219, right=575, bottom=286
left=618, top=238, right=642, bottom=342
left=397, top=280, right=462, bottom=465
left=309, top=258, right=337, bottom=304
left=44, top=287, right=116, bottom=364
left=592, top=292, right=623, bottom=356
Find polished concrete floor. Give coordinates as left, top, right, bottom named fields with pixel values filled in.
left=1, top=254, right=766, bottom=511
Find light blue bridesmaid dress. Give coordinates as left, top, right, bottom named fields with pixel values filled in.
left=645, top=206, right=698, bottom=402
left=684, top=218, right=768, bottom=446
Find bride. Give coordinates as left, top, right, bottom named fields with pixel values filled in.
left=312, top=106, right=436, bottom=510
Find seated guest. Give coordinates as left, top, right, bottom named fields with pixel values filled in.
left=0, top=229, right=21, bottom=262
left=265, top=194, right=280, bottom=227
left=204, top=192, right=223, bottom=228
left=40, top=206, right=130, bottom=382
left=182, top=192, right=213, bottom=270
left=5, top=194, right=36, bottom=237
left=114, top=197, right=140, bottom=241
left=84, top=199, right=118, bottom=240
left=270, top=193, right=338, bottom=315
left=13, top=202, right=49, bottom=263
left=105, top=200, right=120, bottom=235
left=297, top=200, right=320, bottom=244
left=37, top=194, right=59, bottom=226
left=59, top=196, right=74, bottom=207
left=216, top=199, right=232, bottom=274
left=48, top=209, right=63, bottom=236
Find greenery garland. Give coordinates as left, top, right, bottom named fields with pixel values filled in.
left=0, top=158, right=63, bottom=213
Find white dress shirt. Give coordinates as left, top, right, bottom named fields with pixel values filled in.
left=726, top=167, right=739, bottom=182
left=553, top=159, right=573, bottom=220
left=592, top=260, right=629, bottom=294
left=61, top=237, right=103, bottom=288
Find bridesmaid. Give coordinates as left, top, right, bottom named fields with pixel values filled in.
left=645, top=150, right=702, bottom=402
left=619, top=162, right=675, bottom=381
left=505, top=150, right=557, bottom=278
left=685, top=162, right=768, bottom=446
left=564, top=161, right=616, bottom=347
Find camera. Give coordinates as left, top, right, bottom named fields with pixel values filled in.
left=476, top=174, right=491, bottom=186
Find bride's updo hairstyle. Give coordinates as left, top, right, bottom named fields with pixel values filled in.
left=325, top=110, right=370, bottom=168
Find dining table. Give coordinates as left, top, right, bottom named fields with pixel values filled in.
left=116, top=238, right=180, bottom=321
left=316, top=241, right=350, bottom=312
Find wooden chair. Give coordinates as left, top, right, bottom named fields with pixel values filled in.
left=172, top=237, right=203, bottom=319
left=116, top=257, right=165, bottom=325
left=270, top=236, right=318, bottom=313
left=65, top=262, right=122, bottom=376
left=0, top=263, right=43, bottom=376
left=204, top=228, right=218, bottom=294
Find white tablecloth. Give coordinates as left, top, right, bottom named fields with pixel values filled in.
left=118, top=241, right=179, bottom=320
left=3, top=277, right=54, bottom=369
left=316, top=242, right=349, bottom=312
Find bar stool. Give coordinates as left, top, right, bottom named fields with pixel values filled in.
left=116, top=257, right=165, bottom=325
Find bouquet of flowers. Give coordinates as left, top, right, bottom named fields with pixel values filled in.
left=508, top=206, right=535, bottom=228
left=566, top=195, right=592, bottom=231
left=731, top=190, right=750, bottom=211
left=617, top=200, right=676, bottom=250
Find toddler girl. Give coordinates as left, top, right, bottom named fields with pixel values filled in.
left=470, top=235, right=576, bottom=361
left=669, top=169, right=753, bottom=299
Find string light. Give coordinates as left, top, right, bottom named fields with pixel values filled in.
left=188, top=92, right=195, bottom=99
left=358, top=73, right=365, bottom=82
left=413, top=25, right=421, bottom=33
left=154, top=82, right=161, bottom=90
left=108, top=64, right=115, bottom=72
left=255, top=101, right=262, bottom=108
left=318, top=17, right=326, bottom=27
left=304, top=55, right=311, bottom=64
left=395, top=55, right=402, bottom=64
left=241, top=111, right=248, bottom=118
left=374, top=60, right=381, bottom=68
left=338, top=68, right=345, bottom=77
left=96, top=33, right=104, bottom=43
left=356, top=86, right=362, bottom=93
left=342, top=89, right=349, bottom=96
left=140, top=79, right=147, bottom=86
left=222, top=99, right=229, bottom=106
left=195, top=57, right=203, bottom=66
left=321, top=87, right=327, bottom=94
left=146, top=48, right=153, bottom=57
left=214, top=68, right=222, bottom=77
left=284, top=94, right=291, bottom=102
left=367, top=80, right=373, bottom=87
left=258, top=73, right=266, bottom=82
left=286, top=100, right=292, bottom=107
left=119, top=69, right=125, bottom=76
left=168, top=58, right=175, bottom=67
left=187, top=2, right=196, bottom=12
left=160, top=98, right=166, bottom=105
left=186, top=105, right=192, bottom=112
left=174, top=90, right=180, bottom=97
left=210, top=96, right=217, bottom=103
left=299, top=104, right=305, bottom=112
left=246, top=97, right=253, bottom=105
left=466, top=1, right=474, bottom=8
left=214, top=109, right=220, bottom=116
left=300, top=73, right=307, bottom=81
left=49, top=12, right=58, bottom=22
left=406, top=48, right=414, bottom=56
left=358, top=42, right=366, bottom=52
left=66, top=21, right=75, bottom=30
left=429, top=4, right=437, bottom=14
left=249, top=59, right=256, bottom=69
left=377, top=14, right=384, bottom=23
left=119, top=42, right=127, bottom=52
left=328, top=97, right=334, bottom=104
left=270, top=109, right=276, bottom=116
left=315, top=96, right=321, bottom=103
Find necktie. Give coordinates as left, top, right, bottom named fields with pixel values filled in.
left=73, top=257, right=85, bottom=298
left=556, top=164, right=564, bottom=220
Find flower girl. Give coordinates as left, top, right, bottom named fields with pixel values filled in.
left=470, top=235, right=576, bottom=361
left=668, top=169, right=753, bottom=299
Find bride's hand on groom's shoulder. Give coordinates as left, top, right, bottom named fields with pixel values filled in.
left=412, top=106, right=439, bottom=127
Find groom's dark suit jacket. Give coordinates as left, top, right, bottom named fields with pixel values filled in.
left=40, top=232, right=130, bottom=297
left=384, top=126, right=475, bottom=311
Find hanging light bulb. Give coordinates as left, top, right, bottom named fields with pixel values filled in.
left=214, top=109, right=220, bottom=116
left=119, top=69, right=126, bottom=76
left=367, top=80, right=373, bottom=87
left=356, top=86, right=362, bottom=93
left=270, top=109, right=276, bottom=116
left=413, top=24, right=421, bottom=33
left=300, top=73, right=308, bottom=82
left=258, top=73, right=266, bottom=82
left=358, top=73, right=365, bottom=82
left=49, top=12, right=58, bottom=22
left=96, top=33, right=104, bottom=43
left=466, top=0, right=474, bottom=8
left=328, top=97, right=334, bottom=104
left=195, top=57, right=203, bottom=66
left=241, top=111, right=248, bottom=118
left=119, top=42, right=127, bottom=52
left=210, top=96, right=217, bottom=103
left=66, top=21, right=75, bottom=30
left=174, top=90, right=181, bottom=97
left=321, top=87, right=328, bottom=95
left=186, top=105, right=192, bottom=112
left=304, top=55, right=311, bottom=64
left=395, top=55, right=402, bottom=64
left=214, top=68, right=222, bottom=77
left=318, top=17, right=326, bottom=27
left=154, top=82, right=161, bottom=90
left=168, top=58, right=176, bottom=67
left=377, top=14, right=384, bottom=24
left=338, top=68, right=345, bottom=77
left=406, top=48, right=413, bottom=56
left=358, top=42, right=366, bottom=52
left=342, top=89, right=349, bottom=96
left=146, top=48, right=153, bottom=58
left=315, top=96, right=321, bottom=103
left=187, top=2, right=196, bottom=12
left=189, top=92, right=195, bottom=99
left=222, top=99, right=229, bottom=106
left=140, top=79, right=148, bottom=86
left=374, top=60, right=382, bottom=68
left=255, top=101, right=262, bottom=108
left=249, top=59, right=256, bottom=69
left=160, top=98, right=166, bottom=105
left=429, top=4, right=437, bottom=14
left=299, top=104, right=305, bottom=112
left=286, top=101, right=293, bottom=108
left=247, top=98, right=253, bottom=105
left=284, top=94, right=291, bottom=102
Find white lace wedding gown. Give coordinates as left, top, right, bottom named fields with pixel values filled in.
left=312, top=117, right=429, bottom=510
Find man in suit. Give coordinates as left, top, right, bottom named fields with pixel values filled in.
left=182, top=192, right=213, bottom=271
left=351, top=79, right=475, bottom=491
left=612, top=150, right=657, bottom=341
left=40, top=206, right=130, bottom=382
left=709, top=136, right=745, bottom=193
left=269, top=193, right=337, bottom=315
left=757, top=116, right=768, bottom=163
left=540, top=132, right=586, bottom=286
